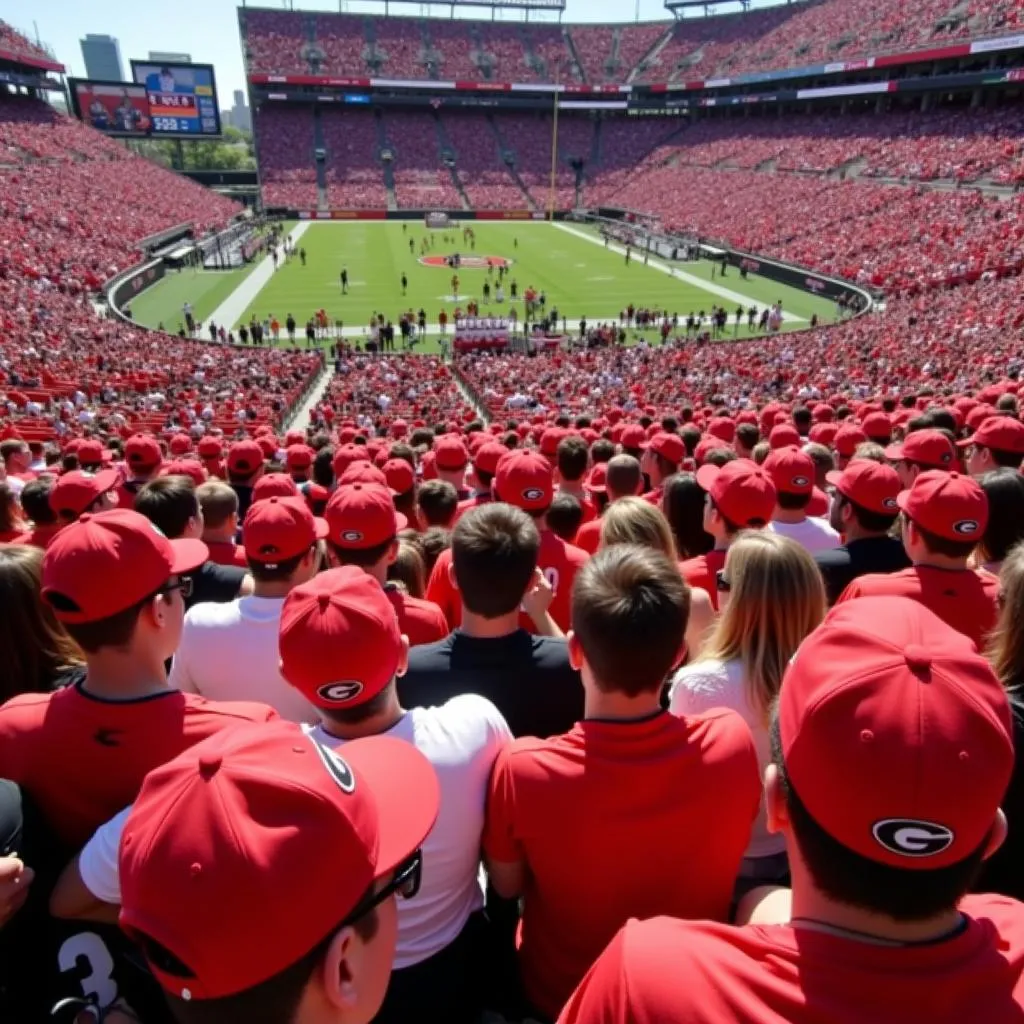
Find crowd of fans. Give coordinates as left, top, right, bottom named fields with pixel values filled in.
left=241, top=0, right=1024, bottom=84
left=253, top=106, right=319, bottom=209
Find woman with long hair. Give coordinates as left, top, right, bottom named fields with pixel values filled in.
left=662, top=473, right=714, bottom=560
left=975, top=469, right=1024, bottom=577
left=669, top=530, right=826, bottom=890
left=599, top=497, right=716, bottom=661
left=0, top=544, right=84, bottom=701
left=978, top=543, right=1024, bottom=900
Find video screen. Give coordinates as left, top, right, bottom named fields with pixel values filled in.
left=130, top=60, right=221, bottom=137
left=70, top=81, right=151, bottom=137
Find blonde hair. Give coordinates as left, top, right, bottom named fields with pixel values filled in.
left=599, top=497, right=678, bottom=560
left=699, top=531, right=826, bottom=722
left=987, top=544, right=1024, bottom=694
left=387, top=541, right=426, bottom=599
left=196, top=480, right=239, bottom=529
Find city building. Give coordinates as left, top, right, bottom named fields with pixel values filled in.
left=80, top=34, right=123, bottom=81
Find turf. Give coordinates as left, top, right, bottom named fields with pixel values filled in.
left=133, top=221, right=837, bottom=352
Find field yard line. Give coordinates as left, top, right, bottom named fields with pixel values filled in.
left=206, top=222, right=311, bottom=330
left=551, top=222, right=804, bottom=323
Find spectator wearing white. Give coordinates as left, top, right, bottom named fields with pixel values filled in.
left=169, top=496, right=327, bottom=722
left=279, top=566, right=511, bottom=1024
left=763, top=447, right=841, bottom=553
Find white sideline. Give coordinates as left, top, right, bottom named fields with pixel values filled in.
left=205, top=221, right=312, bottom=331
left=551, top=221, right=806, bottom=322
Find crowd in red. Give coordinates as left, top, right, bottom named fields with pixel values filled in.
left=0, top=95, right=322, bottom=444
left=241, top=0, right=1024, bottom=84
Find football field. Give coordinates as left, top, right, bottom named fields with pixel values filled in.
left=131, top=221, right=836, bottom=351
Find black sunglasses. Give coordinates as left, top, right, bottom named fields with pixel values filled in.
left=342, top=850, right=423, bottom=928
left=160, top=577, right=194, bottom=600
left=716, top=569, right=732, bottom=593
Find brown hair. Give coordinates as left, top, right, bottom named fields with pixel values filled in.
left=0, top=482, right=23, bottom=534
left=196, top=480, right=239, bottom=530
left=987, top=544, right=1024, bottom=694
left=0, top=546, right=84, bottom=698
left=572, top=545, right=689, bottom=697
left=416, top=480, right=458, bottom=528
left=387, top=542, right=426, bottom=598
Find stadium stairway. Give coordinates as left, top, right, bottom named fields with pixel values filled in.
left=590, top=118, right=603, bottom=167
left=627, top=27, right=675, bottom=83
left=563, top=30, right=586, bottom=82
left=434, top=114, right=473, bottom=210
left=375, top=110, right=398, bottom=211
left=313, top=106, right=329, bottom=210
left=487, top=115, right=538, bottom=210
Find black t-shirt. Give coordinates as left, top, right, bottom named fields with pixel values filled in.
left=231, top=484, right=255, bottom=522
left=184, top=561, right=246, bottom=610
left=399, top=629, right=583, bottom=739
left=815, top=536, right=911, bottom=605
left=976, top=703, right=1024, bottom=902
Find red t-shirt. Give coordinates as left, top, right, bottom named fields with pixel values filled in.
left=680, top=548, right=727, bottom=612
left=427, top=530, right=589, bottom=634
left=453, top=494, right=493, bottom=525
left=574, top=518, right=602, bottom=555
left=484, top=709, right=759, bottom=1019
left=11, top=524, right=63, bottom=550
left=558, top=490, right=598, bottom=525
left=0, top=683, right=278, bottom=847
left=836, top=565, right=999, bottom=650
left=642, top=487, right=663, bottom=507
left=558, top=895, right=1024, bottom=1024
left=205, top=539, right=248, bottom=568
left=385, top=584, right=449, bottom=646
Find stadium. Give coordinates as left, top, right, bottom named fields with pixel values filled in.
left=3, top=0, right=1024, bottom=1020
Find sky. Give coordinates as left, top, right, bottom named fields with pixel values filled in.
left=0, top=0, right=790, bottom=101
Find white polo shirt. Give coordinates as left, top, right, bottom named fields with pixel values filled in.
left=768, top=516, right=841, bottom=554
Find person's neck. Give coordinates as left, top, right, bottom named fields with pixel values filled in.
left=584, top=686, right=663, bottom=722
left=82, top=654, right=170, bottom=700
left=439, top=472, right=465, bottom=490
left=772, top=509, right=808, bottom=525
left=251, top=580, right=295, bottom=600
left=789, top=869, right=965, bottom=946
left=459, top=609, right=522, bottom=640
left=203, top=529, right=236, bottom=545
left=560, top=482, right=586, bottom=500
left=912, top=554, right=971, bottom=572
left=317, top=700, right=404, bottom=741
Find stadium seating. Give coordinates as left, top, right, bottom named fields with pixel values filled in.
left=384, top=112, right=464, bottom=210
left=568, top=25, right=618, bottom=84
left=0, top=95, right=320, bottom=441
left=254, top=106, right=318, bottom=209
left=313, top=13, right=369, bottom=77
left=496, top=113, right=581, bottom=208
left=0, top=19, right=53, bottom=64
left=321, top=108, right=388, bottom=209
left=441, top=111, right=531, bottom=210
left=372, top=19, right=427, bottom=78
left=313, top=355, right=474, bottom=432
left=244, top=9, right=312, bottom=76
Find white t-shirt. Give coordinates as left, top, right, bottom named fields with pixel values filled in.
left=668, top=657, right=784, bottom=860
left=768, top=516, right=841, bottom=554
left=306, top=694, right=511, bottom=968
left=169, top=596, right=316, bottom=724
left=78, top=807, right=129, bottom=905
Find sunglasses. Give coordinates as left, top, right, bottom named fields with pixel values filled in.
left=341, top=849, right=423, bottom=928
left=160, top=577, right=194, bottom=601
left=716, top=569, right=732, bottom=593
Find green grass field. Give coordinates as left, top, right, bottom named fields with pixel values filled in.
left=131, top=221, right=836, bottom=352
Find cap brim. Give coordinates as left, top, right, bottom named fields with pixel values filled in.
left=394, top=512, right=409, bottom=532
left=695, top=463, right=722, bottom=490
left=93, top=468, right=121, bottom=494
left=895, top=490, right=912, bottom=514
left=883, top=444, right=904, bottom=460
left=955, top=435, right=976, bottom=449
left=341, top=736, right=440, bottom=878
left=825, top=469, right=845, bottom=488
left=313, top=518, right=330, bottom=541
left=170, top=539, right=209, bottom=575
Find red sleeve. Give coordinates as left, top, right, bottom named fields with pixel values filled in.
left=557, top=925, right=633, bottom=1024
left=426, top=550, right=461, bottom=629
left=482, top=744, right=522, bottom=864
left=834, top=579, right=862, bottom=605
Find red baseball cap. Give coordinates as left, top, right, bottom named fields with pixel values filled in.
left=119, top=721, right=440, bottom=1001
left=76, top=439, right=112, bottom=466
left=619, top=424, right=647, bottom=450
left=285, top=444, right=314, bottom=471
left=494, top=450, right=554, bottom=512
left=808, top=423, right=838, bottom=447
left=862, top=411, right=892, bottom=442
left=332, top=443, right=370, bottom=479
left=586, top=463, right=608, bottom=495
left=768, top=424, right=801, bottom=450
left=243, top=496, right=328, bottom=566
left=780, top=597, right=1013, bottom=870
left=833, top=424, right=868, bottom=458
left=884, top=429, right=956, bottom=468
left=325, top=483, right=408, bottom=550
left=434, top=435, right=469, bottom=471
left=280, top=567, right=404, bottom=709
left=169, top=434, right=192, bottom=456
left=252, top=473, right=300, bottom=502
left=383, top=459, right=415, bottom=497
left=473, top=442, right=508, bottom=477
left=197, top=437, right=223, bottom=459
left=695, top=459, right=777, bottom=527
left=648, top=432, right=685, bottom=466
left=338, top=462, right=388, bottom=489
left=826, top=459, right=901, bottom=517
left=763, top=446, right=816, bottom=496
left=161, top=460, right=207, bottom=488
left=539, top=428, right=565, bottom=458
left=125, top=434, right=162, bottom=471
left=707, top=417, right=736, bottom=444
left=41, top=510, right=208, bottom=624
left=49, top=469, right=119, bottom=518
left=227, top=440, right=264, bottom=477
left=897, top=470, right=988, bottom=542
left=958, top=416, right=1024, bottom=455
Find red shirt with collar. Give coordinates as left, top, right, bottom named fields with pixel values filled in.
left=0, top=684, right=278, bottom=847
left=835, top=565, right=998, bottom=650
left=13, top=523, right=64, bottom=550
left=484, top=709, right=759, bottom=1019
left=559, top=896, right=1024, bottom=1024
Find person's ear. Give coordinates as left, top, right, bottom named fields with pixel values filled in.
left=146, top=592, right=169, bottom=631
left=983, top=809, right=1009, bottom=862
left=567, top=631, right=584, bottom=671
left=320, top=925, right=361, bottom=1010
left=446, top=561, right=458, bottom=591
left=396, top=636, right=410, bottom=678
left=840, top=501, right=854, bottom=527
left=387, top=539, right=399, bottom=567
left=764, top=764, right=790, bottom=836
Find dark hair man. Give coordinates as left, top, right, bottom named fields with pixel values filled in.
left=573, top=454, right=643, bottom=555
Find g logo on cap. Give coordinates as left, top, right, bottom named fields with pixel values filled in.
left=311, top=738, right=356, bottom=794
left=317, top=680, right=364, bottom=704
left=883, top=497, right=898, bottom=509
left=952, top=520, right=980, bottom=536
left=792, top=476, right=809, bottom=487
left=872, top=819, right=954, bottom=857
left=522, top=488, right=545, bottom=501
left=341, top=530, right=364, bottom=543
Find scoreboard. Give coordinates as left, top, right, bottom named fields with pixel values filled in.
left=129, top=60, right=222, bottom=138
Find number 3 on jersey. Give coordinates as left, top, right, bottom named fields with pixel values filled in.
left=58, top=932, right=118, bottom=1009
